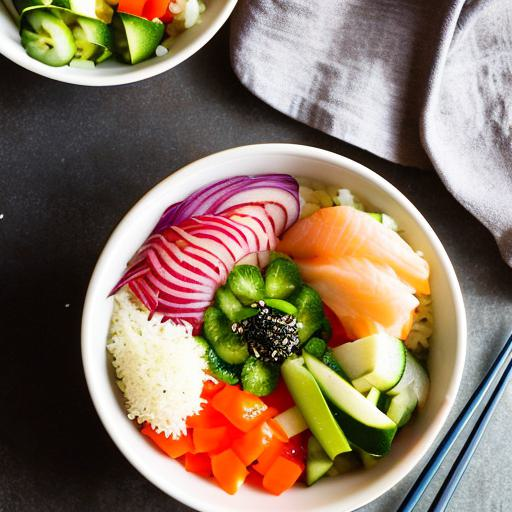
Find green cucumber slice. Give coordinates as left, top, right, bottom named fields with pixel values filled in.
left=333, top=334, right=406, bottom=393
left=264, top=257, right=302, bottom=299
left=303, top=352, right=397, bottom=456
left=307, top=436, right=333, bottom=486
left=366, top=387, right=381, bottom=406
left=387, top=350, right=430, bottom=408
left=21, top=8, right=76, bottom=66
left=112, top=12, right=164, bottom=65
left=387, top=386, right=417, bottom=427
left=273, top=406, right=308, bottom=439
left=15, top=0, right=113, bottom=23
left=240, top=357, right=279, bottom=396
left=281, top=357, right=351, bottom=460
left=289, top=285, right=325, bottom=343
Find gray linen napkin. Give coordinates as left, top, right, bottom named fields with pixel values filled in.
left=230, top=0, right=512, bottom=267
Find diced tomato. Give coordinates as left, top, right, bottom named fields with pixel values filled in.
left=201, top=380, right=225, bottom=400
left=262, top=456, right=303, bottom=495
left=117, top=0, right=147, bottom=17
left=211, top=449, right=249, bottom=495
left=211, top=385, right=277, bottom=432
left=141, top=424, right=193, bottom=458
left=324, top=303, right=354, bottom=347
left=186, top=402, right=227, bottom=429
left=184, top=452, right=212, bottom=477
left=193, top=426, right=228, bottom=453
left=252, top=437, right=284, bottom=475
left=232, top=421, right=274, bottom=466
left=262, top=377, right=295, bottom=412
left=142, top=0, right=170, bottom=20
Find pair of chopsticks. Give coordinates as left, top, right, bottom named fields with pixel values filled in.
left=398, top=331, right=512, bottom=512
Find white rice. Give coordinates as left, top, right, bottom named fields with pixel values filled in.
left=108, top=288, right=209, bottom=439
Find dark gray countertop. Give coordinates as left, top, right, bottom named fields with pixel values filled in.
left=1, top=23, right=511, bottom=512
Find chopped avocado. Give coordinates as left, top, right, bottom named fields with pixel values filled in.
left=227, top=265, right=265, bottom=305
left=202, top=307, right=249, bottom=365
left=303, top=352, right=398, bottom=456
left=264, top=258, right=302, bottom=299
left=303, top=337, right=327, bottom=359
left=333, top=334, right=406, bottom=393
left=281, top=357, right=351, bottom=460
left=263, top=298, right=298, bottom=316
left=290, top=285, right=326, bottom=343
left=240, top=357, right=279, bottom=396
left=112, top=12, right=164, bottom=65
left=215, top=285, right=257, bottom=323
left=387, top=386, right=417, bottom=427
left=307, top=436, right=333, bottom=486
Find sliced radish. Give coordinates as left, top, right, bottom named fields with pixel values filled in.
left=236, top=253, right=259, bottom=266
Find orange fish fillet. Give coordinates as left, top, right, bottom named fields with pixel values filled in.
left=296, top=256, right=419, bottom=340
left=278, top=206, right=430, bottom=294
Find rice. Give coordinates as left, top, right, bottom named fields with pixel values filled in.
left=405, top=294, right=433, bottom=356
left=107, top=288, right=209, bottom=439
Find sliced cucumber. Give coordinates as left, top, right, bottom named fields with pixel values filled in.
left=273, top=406, right=308, bottom=439
left=21, top=8, right=76, bottom=66
left=227, top=265, right=265, bottom=305
left=307, top=436, right=333, bottom=486
left=333, top=334, right=406, bottom=393
left=366, top=387, right=381, bottom=406
left=264, top=257, right=302, bottom=299
left=202, top=307, right=249, bottom=365
left=73, top=14, right=112, bottom=62
left=321, top=348, right=349, bottom=380
left=215, top=285, right=256, bottom=323
left=387, top=350, right=430, bottom=408
left=263, top=298, right=297, bottom=316
left=112, top=12, right=164, bottom=65
left=387, top=386, right=417, bottom=427
left=303, top=352, right=397, bottom=456
left=281, top=357, right=351, bottom=460
left=68, top=0, right=113, bottom=23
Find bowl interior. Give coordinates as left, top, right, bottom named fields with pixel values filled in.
left=82, top=144, right=466, bottom=512
left=0, top=0, right=237, bottom=86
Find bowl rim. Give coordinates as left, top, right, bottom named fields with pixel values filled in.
left=81, top=143, right=467, bottom=511
left=0, top=0, right=238, bottom=86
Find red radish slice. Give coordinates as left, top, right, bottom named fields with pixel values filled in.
left=153, top=175, right=299, bottom=233
left=257, top=251, right=271, bottom=268
left=236, top=253, right=259, bottom=266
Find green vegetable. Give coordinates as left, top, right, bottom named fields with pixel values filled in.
left=195, top=335, right=241, bottom=385
left=21, top=8, right=76, bottom=66
left=303, top=352, right=398, bottom=456
left=227, top=265, right=265, bottom=305
left=215, top=285, right=257, bottom=323
left=240, top=357, right=279, bottom=396
left=321, top=348, right=349, bottom=380
left=333, top=334, right=406, bottom=393
left=202, top=307, right=249, bottom=365
left=263, top=298, right=298, bottom=316
left=387, top=386, right=417, bottom=427
left=281, top=356, right=351, bottom=460
left=318, top=315, right=332, bottom=341
left=303, top=337, right=327, bottom=359
left=264, top=257, right=302, bottom=299
left=306, top=436, right=333, bottom=485
left=112, top=12, right=164, bottom=65
left=269, top=251, right=292, bottom=263
left=290, top=285, right=325, bottom=343
left=14, top=0, right=113, bottom=22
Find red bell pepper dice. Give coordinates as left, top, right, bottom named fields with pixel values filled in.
left=262, top=456, right=303, bottom=495
left=184, top=452, right=212, bottom=477
left=193, top=426, right=228, bottom=453
left=211, top=449, right=249, bottom=495
left=232, top=421, right=274, bottom=466
left=141, top=423, right=193, bottom=459
left=117, top=0, right=147, bottom=17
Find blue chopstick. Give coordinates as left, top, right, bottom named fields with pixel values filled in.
left=398, top=332, right=512, bottom=512
left=429, top=356, right=512, bottom=512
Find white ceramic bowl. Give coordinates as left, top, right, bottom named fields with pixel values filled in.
left=0, top=0, right=237, bottom=86
left=82, top=144, right=466, bottom=512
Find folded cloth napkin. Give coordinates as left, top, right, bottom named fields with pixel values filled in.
left=230, top=0, right=512, bottom=267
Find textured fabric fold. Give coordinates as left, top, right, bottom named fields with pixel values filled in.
left=230, top=0, right=512, bottom=266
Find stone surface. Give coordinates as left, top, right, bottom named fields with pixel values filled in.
left=1, top=23, right=511, bottom=512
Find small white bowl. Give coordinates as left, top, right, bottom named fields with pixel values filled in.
left=82, top=144, right=466, bottom=512
left=0, top=0, right=237, bottom=86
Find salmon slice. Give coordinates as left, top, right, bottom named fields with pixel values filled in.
left=296, top=256, right=419, bottom=340
left=278, top=206, right=430, bottom=294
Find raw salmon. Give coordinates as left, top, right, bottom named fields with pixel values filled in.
left=278, top=206, right=430, bottom=294
left=296, top=256, right=419, bottom=340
